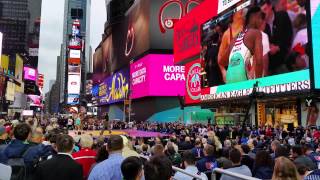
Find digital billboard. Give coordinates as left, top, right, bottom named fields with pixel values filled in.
left=67, top=94, right=80, bottom=105
left=15, top=54, right=23, bottom=82
left=130, top=54, right=185, bottom=99
left=185, top=59, right=201, bottom=104
left=27, top=95, right=41, bottom=107
left=178, top=0, right=312, bottom=102
left=67, top=74, right=81, bottom=94
left=24, top=67, right=37, bottom=81
left=93, top=0, right=202, bottom=83
left=68, top=49, right=81, bottom=64
left=98, top=68, right=129, bottom=105
left=68, top=65, right=81, bottom=74
left=311, top=1, right=320, bottom=89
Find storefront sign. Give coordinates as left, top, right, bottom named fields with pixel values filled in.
left=185, top=60, right=201, bottom=104
left=98, top=69, right=129, bottom=105
left=130, top=54, right=185, bottom=99
left=201, top=80, right=311, bottom=101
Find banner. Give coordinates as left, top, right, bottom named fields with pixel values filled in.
left=185, top=59, right=201, bottom=104
left=130, top=54, right=185, bottom=99
left=98, top=68, right=129, bottom=105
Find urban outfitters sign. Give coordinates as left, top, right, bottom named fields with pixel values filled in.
left=98, top=69, right=129, bottom=105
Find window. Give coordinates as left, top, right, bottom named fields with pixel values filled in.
left=71, top=8, right=83, bottom=19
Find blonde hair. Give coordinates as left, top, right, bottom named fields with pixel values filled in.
left=80, top=134, right=94, bottom=148
left=272, top=157, right=300, bottom=180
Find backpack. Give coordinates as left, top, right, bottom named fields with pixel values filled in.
left=6, top=146, right=29, bottom=180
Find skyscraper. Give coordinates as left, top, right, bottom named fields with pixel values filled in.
left=58, top=0, right=89, bottom=108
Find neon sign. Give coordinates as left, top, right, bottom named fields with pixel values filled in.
left=98, top=69, right=129, bottom=105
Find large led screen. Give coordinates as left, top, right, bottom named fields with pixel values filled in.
left=27, top=95, right=41, bottom=107
left=311, top=0, right=320, bottom=89
left=98, top=68, right=129, bottom=105
left=130, top=54, right=185, bottom=99
left=67, top=74, right=81, bottom=94
left=199, top=0, right=311, bottom=101
left=24, top=67, right=37, bottom=81
left=67, top=94, right=80, bottom=105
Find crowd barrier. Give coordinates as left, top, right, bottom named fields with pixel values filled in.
left=140, top=155, right=261, bottom=180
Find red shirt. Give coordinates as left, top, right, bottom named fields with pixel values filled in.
left=72, top=148, right=97, bottom=179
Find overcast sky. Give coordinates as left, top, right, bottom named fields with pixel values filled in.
left=38, top=0, right=106, bottom=93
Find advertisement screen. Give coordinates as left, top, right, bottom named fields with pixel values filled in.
left=130, top=54, right=185, bottom=99
left=15, top=54, right=23, bottom=82
left=67, top=74, right=81, bottom=94
left=68, top=65, right=81, bottom=74
left=69, top=49, right=81, bottom=64
left=67, top=94, right=80, bottom=105
left=93, top=0, right=202, bottom=83
left=27, top=95, right=41, bottom=107
left=24, top=67, right=37, bottom=81
left=185, top=59, right=201, bottom=104
left=199, top=0, right=311, bottom=101
left=311, top=1, right=320, bottom=88
left=98, top=68, right=129, bottom=105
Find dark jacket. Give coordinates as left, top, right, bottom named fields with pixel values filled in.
left=196, top=156, right=216, bottom=172
left=0, top=139, right=30, bottom=164
left=191, top=147, right=204, bottom=158
left=265, top=10, right=293, bottom=74
left=253, top=166, right=273, bottom=179
left=35, top=154, right=83, bottom=180
left=23, top=143, right=55, bottom=168
left=178, top=141, right=193, bottom=150
left=241, top=155, right=254, bottom=170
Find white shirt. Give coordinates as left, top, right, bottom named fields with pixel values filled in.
left=0, top=163, right=12, bottom=180
left=261, top=31, right=270, bottom=56
left=173, top=166, right=208, bottom=180
left=292, top=28, right=308, bottom=49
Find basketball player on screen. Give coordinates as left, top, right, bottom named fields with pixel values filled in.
left=219, top=6, right=263, bottom=83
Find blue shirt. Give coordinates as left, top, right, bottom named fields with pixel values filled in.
left=88, top=152, right=124, bottom=180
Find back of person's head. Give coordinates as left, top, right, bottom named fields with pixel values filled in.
left=292, top=145, right=303, bottom=156
left=56, top=134, right=74, bottom=153
left=31, top=127, right=44, bottom=144
left=166, top=144, right=175, bottom=155
left=182, top=151, right=196, bottom=166
left=13, top=123, right=31, bottom=141
left=80, top=134, right=94, bottom=148
left=271, top=140, right=281, bottom=150
left=96, top=145, right=109, bottom=163
left=121, top=156, right=143, bottom=180
left=229, top=148, right=241, bottom=164
left=241, top=144, right=251, bottom=154
left=142, top=144, right=149, bottom=152
left=255, top=150, right=273, bottom=168
left=144, top=155, right=172, bottom=180
left=107, top=135, right=124, bottom=152
left=204, top=144, right=215, bottom=157
left=272, top=157, right=299, bottom=180
left=275, top=145, right=289, bottom=158
left=152, top=144, right=164, bottom=156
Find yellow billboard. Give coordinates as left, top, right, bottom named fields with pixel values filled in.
left=15, top=54, right=23, bottom=82
left=1, top=55, right=9, bottom=71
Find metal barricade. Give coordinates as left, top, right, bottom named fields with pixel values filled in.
left=211, top=168, right=261, bottom=180
left=172, top=166, right=204, bottom=180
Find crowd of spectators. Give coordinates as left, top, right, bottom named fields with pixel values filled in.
left=1, top=116, right=320, bottom=180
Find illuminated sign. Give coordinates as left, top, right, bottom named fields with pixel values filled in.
left=67, top=94, right=80, bottom=105
left=130, top=54, right=185, bottom=99
left=185, top=60, right=201, bottom=104
left=67, top=74, right=81, bottom=94
left=24, top=67, right=37, bottom=81
left=98, top=68, right=129, bottom=105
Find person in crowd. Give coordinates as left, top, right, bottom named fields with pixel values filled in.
left=0, top=123, right=31, bottom=163
left=218, top=6, right=263, bottom=84
left=121, top=156, right=144, bottom=180
left=122, top=135, right=139, bottom=158
left=0, top=126, right=9, bottom=145
left=141, top=144, right=151, bottom=157
left=165, top=143, right=182, bottom=167
left=196, top=144, right=216, bottom=172
left=191, top=140, right=204, bottom=159
left=304, top=143, right=320, bottom=166
left=144, top=155, right=172, bottom=180
left=220, top=148, right=252, bottom=180
left=35, top=134, right=83, bottom=180
left=72, top=134, right=97, bottom=179
left=174, top=151, right=208, bottom=180
left=272, top=156, right=300, bottom=180
left=291, top=145, right=317, bottom=170
left=240, top=144, right=254, bottom=170
left=151, top=144, right=165, bottom=157
left=179, top=136, right=193, bottom=150
left=89, top=135, right=124, bottom=180
left=271, top=140, right=281, bottom=159
left=261, top=0, right=293, bottom=75
left=253, top=150, right=273, bottom=179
